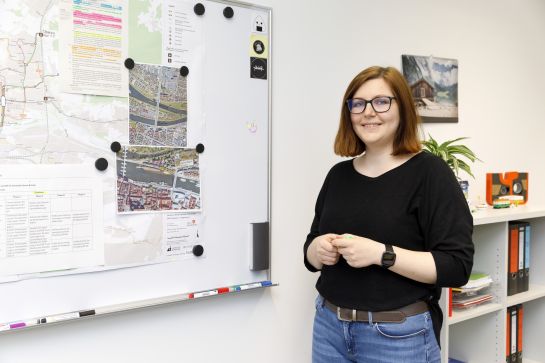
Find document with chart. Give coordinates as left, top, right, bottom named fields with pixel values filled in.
left=0, top=164, right=104, bottom=277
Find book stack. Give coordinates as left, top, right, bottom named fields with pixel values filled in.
left=451, top=272, right=494, bottom=310
left=508, top=221, right=530, bottom=296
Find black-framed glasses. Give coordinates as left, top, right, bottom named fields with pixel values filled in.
left=346, top=96, right=396, bottom=114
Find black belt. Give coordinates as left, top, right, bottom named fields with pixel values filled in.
left=324, top=300, right=428, bottom=323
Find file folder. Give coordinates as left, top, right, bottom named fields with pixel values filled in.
left=508, top=222, right=519, bottom=296
left=517, top=224, right=525, bottom=293
left=509, top=306, right=517, bottom=363
left=506, top=308, right=510, bottom=363
left=517, top=304, right=523, bottom=363
left=523, top=223, right=530, bottom=292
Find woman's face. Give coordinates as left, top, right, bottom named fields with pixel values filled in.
left=349, top=78, right=400, bottom=151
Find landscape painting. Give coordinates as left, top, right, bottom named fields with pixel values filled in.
left=402, top=55, right=458, bottom=123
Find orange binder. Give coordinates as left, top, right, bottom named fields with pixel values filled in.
left=517, top=304, right=523, bottom=363
left=508, top=222, right=519, bottom=296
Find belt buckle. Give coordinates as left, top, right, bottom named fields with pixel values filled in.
left=336, top=307, right=357, bottom=322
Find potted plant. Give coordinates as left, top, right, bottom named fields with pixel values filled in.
left=422, top=134, right=481, bottom=201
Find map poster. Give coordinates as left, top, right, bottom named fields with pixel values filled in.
left=0, top=1, right=206, bottom=276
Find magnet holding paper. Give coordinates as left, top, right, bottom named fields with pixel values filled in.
left=194, top=3, right=205, bottom=16
left=223, top=6, right=234, bottom=19
left=124, top=58, right=135, bottom=70
left=95, top=158, right=108, bottom=171
left=110, top=141, right=121, bottom=153
left=180, top=66, right=189, bottom=77
left=196, top=143, right=205, bottom=153
left=192, top=244, right=204, bottom=256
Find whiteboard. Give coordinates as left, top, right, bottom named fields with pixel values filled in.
left=0, top=0, right=271, bottom=327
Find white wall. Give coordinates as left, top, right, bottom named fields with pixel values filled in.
left=1, top=0, right=545, bottom=362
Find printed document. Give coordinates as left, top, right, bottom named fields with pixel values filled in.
left=0, top=164, right=104, bottom=276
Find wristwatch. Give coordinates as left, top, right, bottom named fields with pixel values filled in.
left=381, top=244, right=396, bottom=268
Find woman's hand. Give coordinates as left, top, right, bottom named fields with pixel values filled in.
left=307, top=234, right=340, bottom=270
left=332, top=234, right=438, bottom=283
left=332, top=234, right=382, bottom=268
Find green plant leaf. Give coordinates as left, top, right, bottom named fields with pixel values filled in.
left=421, top=134, right=481, bottom=179
left=440, top=137, right=468, bottom=148
left=451, top=157, right=460, bottom=176
left=457, top=159, right=475, bottom=178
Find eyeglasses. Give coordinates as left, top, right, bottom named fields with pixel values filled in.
left=346, top=96, right=396, bottom=114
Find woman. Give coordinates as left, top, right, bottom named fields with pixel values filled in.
left=304, top=66, right=474, bottom=362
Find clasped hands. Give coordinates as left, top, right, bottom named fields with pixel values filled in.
left=310, top=233, right=382, bottom=269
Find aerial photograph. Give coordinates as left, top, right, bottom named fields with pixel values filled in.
left=116, top=146, right=200, bottom=213
left=129, top=63, right=187, bottom=146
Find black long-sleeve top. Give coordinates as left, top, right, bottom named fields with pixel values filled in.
left=303, top=151, right=474, bottom=344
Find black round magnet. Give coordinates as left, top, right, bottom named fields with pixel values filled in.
left=110, top=141, right=122, bottom=153
left=192, top=244, right=204, bottom=256
left=124, top=58, right=135, bottom=70
left=95, top=157, right=108, bottom=171
left=194, top=3, right=205, bottom=16
left=180, top=66, right=189, bottom=77
left=223, top=6, right=234, bottom=19
left=196, top=143, right=205, bottom=153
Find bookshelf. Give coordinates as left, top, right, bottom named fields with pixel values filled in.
left=440, top=205, right=545, bottom=363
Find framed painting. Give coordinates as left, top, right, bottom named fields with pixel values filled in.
left=402, top=55, right=458, bottom=123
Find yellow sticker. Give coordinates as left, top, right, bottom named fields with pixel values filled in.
left=249, top=34, right=268, bottom=59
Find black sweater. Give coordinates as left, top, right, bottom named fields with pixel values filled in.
left=303, top=151, right=474, bottom=344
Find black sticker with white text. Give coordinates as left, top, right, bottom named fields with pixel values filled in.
left=250, top=57, right=267, bottom=80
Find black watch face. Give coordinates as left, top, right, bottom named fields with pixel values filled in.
left=382, top=251, right=396, bottom=267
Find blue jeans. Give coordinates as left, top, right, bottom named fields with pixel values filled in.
left=312, top=295, right=441, bottom=363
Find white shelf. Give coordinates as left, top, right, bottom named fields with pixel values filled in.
left=448, top=302, right=503, bottom=325
left=449, top=285, right=545, bottom=325
left=472, top=205, right=545, bottom=225
left=443, top=209, right=545, bottom=362
left=507, top=284, right=545, bottom=306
